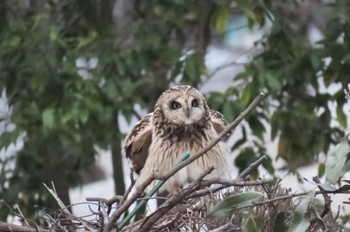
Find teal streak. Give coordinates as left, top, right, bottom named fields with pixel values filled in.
left=117, top=151, right=191, bottom=230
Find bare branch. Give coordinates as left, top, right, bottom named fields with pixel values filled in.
left=209, top=222, right=235, bottom=232
left=210, top=60, right=247, bottom=77
left=238, top=155, right=267, bottom=180
left=120, top=169, right=137, bottom=205
left=312, top=176, right=331, bottom=218
left=186, top=178, right=273, bottom=199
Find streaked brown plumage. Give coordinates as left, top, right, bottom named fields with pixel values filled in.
left=124, top=85, right=231, bottom=193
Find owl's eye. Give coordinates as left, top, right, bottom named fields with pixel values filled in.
left=191, top=99, right=199, bottom=107
left=171, top=101, right=181, bottom=109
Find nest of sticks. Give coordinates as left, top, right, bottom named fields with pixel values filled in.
left=1, top=178, right=347, bottom=232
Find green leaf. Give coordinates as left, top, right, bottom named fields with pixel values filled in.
left=8, top=36, right=21, bottom=47
left=223, top=102, right=234, bottom=122
left=42, top=108, right=55, bottom=129
left=318, top=163, right=325, bottom=178
left=277, top=137, right=288, bottom=156
left=266, top=75, right=281, bottom=92
left=334, top=184, right=350, bottom=193
left=78, top=108, right=90, bottom=124
left=273, top=212, right=287, bottom=232
left=105, top=80, right=118, bottom=100
left=77, top=31, right=97, bottom=49
left=313, top=182, right=350, bottom=193
left=0, top=129, right=21, bottom=150
left=288, top=191, right=314, bottom=232
left=231, top=137, right=246, bottom=151
left=237, top=0, right=258, bottom=27
left=336, top=104, right=347, bottom=128
left=310, top=52, right=321, bottom=70
left=343, top=158, right=350, bottom=176
left=241, top=84, right=251, bottom=106
left=231, top=126, right=247, bottom=151
left=234, top=148, right=257, bottom=175
left=207, top=192, right=264, bottom=219
left=215, top=6, right=229, bottom=35
left=49, top=27, right=58, bottom=42
left=49, top=26, right=66, bottom=47
left=325, top=135, right=350, bottom=184
left=317, top=183, right=336, bottom=192
left=247, top=116, right=265, bottom=140
left=261, top=154, right=275, bottom=175
left=244, top=216, right=262, bottom=232
left=313, top=208, right=325, bottom=229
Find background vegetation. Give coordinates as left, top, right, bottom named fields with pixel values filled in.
left=0, top=0, right=349, bottom=227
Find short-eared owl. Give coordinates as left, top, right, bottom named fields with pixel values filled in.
left=124, top=85, right=231, bottom=193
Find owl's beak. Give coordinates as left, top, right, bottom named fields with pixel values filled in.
left=183, top=106, right=191, bottom=118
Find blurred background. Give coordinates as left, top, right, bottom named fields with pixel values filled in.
left=0, top=0, right=349, bottom=223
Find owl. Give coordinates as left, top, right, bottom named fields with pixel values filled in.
left=124, top=85, right=231, bottom=193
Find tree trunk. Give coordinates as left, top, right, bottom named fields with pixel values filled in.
left=112, top=110, right=125, bottom=195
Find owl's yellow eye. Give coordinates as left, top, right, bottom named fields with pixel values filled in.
left=191, top=99, right=198, bottom=107
left=171, top=101, right=181, bottom=109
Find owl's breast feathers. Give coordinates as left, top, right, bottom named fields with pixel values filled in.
left=141, top=116, right=230, bottom=193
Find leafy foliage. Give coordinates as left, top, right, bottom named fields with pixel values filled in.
left=288, top=191, right=314, bottom=232
left=207, top=191, right=264, bottom=219
left=207, top=0, right=349, bottom=172
left=325, top=135, right=350, bottom=184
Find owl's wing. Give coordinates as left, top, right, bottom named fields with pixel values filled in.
left=209, top=110, right=231, bottom=139
left=124, top=113, right=153, bottom=174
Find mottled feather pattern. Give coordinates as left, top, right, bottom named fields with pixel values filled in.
left=124, top=113, right=153, bottom=173
left=153, top=108, right=208, bottom=142
left=124, top=85, right=231, bottom=193
left=209, top=110, right=231, bottom=139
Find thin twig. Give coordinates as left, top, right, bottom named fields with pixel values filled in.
left=238, top=155, right=267, bottom=180
left=14, top=205, right=31, bottom=228
left=86, top=195, right=123, bottom=216
left=184, top=154, right=270, bottom=199
left=209, top=222, right=235, bottom=232
left=43, top=183, right=70, bottom=215
left=186, top=179, right=273, bottom=199
left=210, top=60, right=247, bottom=77
left=312, top=176, right=331, bottom=218
left=120, top=169, right=136, bottom=205
left=152, top=213, right=181, bottom=231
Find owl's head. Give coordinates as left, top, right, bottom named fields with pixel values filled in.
left=155, top=85, right=208, bottom=125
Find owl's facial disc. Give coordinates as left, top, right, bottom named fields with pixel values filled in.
left=167, top=95, right=204, bottom=125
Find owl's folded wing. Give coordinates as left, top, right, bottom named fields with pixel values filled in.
left=124, top=113, right=153, bottom=174
left=209, top=110, right=231, bottom=140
